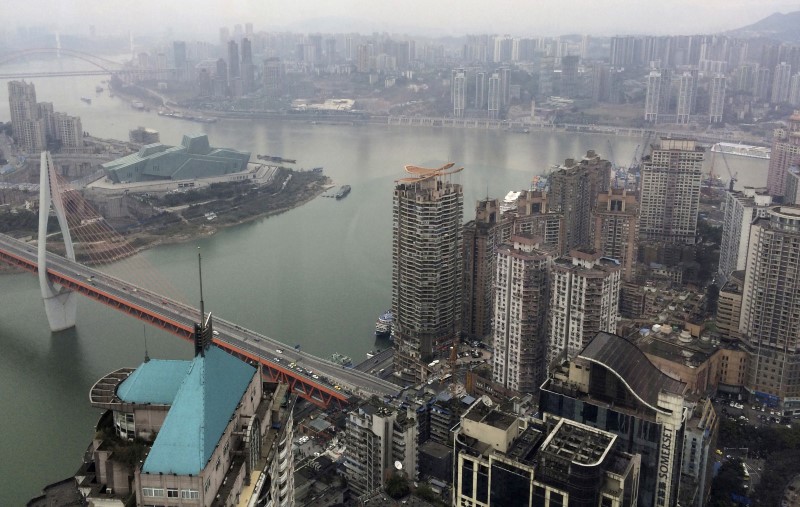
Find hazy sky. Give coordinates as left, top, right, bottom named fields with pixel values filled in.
left=5, top=0, right=799, bottom=38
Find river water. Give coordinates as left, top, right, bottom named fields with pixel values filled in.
left=0, top=57, right=769, bottom=504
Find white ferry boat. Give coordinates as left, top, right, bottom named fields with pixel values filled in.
left=711, top=142, right=770, bottom=160
left=375, top=310, right=393, bottom=337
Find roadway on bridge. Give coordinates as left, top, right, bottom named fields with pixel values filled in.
left=0, top=234, right=401, bottom=400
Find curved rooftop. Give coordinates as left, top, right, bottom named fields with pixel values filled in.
left=578, top=332, right=686, bottom=413
left=102, top=134, right=250, bottom=184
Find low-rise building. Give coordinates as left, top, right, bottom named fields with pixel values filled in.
left=453, top=399, right=641, bottom=507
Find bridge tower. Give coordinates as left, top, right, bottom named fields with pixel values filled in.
left=38, top=151, right=77, bottom=331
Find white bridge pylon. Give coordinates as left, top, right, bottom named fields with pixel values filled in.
left=38, top=151, right=77, bottom=331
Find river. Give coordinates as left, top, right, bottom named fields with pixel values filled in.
left=0, top=57, right=770, bottom=504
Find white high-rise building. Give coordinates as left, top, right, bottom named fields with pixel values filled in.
left=639, top=138, right=704, bottom=245
left=8, top=80, right=46, bottom=152
left=644, top=70, right=663, bottom=122
left=676, top=72, right=694, bottom=124
left=717, top=187, right=772, bottom=286
left=492, top=235, right=553, bottom=393
left=452, top=70, right=466, bottom=118
left=709, top=74, right=726, bottom=124
left=547, top=250, right=621, bottom=363
left=789, top=73, right=800, bottom=106
left=488, top=73, right=501, bottom=119
left=740, top=206, right=800, bottom=414
left=55, top=113, right=83, bottom=148
left=771, top=62, right=792, bottom=104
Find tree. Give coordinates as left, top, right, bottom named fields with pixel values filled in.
left=708, top=458, right=745, bottom=507
left=385, top=472, right=410, bottom=499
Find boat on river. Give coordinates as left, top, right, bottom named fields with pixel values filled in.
left=711, top=142, right=770, bottom=160
left=331, top=353, right=352, bottom=366
left=335, top=185, right=351, bottom=200
left=375, top=310, right=393, bottom=337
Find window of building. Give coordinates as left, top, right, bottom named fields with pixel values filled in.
left=181, top=489, right=200, bottom=499
left=167, top=488, right=178, bottom=498
left=142, top=488, right=165, bottom=497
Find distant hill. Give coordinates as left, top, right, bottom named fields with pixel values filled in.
left=725, top=11, right=800, bottom=43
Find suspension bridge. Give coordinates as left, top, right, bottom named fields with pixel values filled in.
left=0, top=153, right=401, bottom=408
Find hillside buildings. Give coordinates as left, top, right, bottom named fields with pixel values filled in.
left=393, top=164, right=463, bottom=381
left=638, top=138, right=704, bottom=245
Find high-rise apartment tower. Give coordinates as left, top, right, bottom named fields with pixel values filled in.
left=638, top=138, right=704, bottom=245
left=393, top=164, right=463, bottom=381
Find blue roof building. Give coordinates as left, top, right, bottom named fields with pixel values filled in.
left=141, top=346, right=255, bottom=475
left=85, top=321, right=296, bottom=506
left=102, top=134, right=251, bottom=184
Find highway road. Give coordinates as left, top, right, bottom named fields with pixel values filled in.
left=0, top=234, right=401, bottom=400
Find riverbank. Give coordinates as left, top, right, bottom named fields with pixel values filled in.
left=111, top=82, right=767, bottom=146
left=126, top=172, right=331, bottom=254
left=1, top=170, right=331, bottom=270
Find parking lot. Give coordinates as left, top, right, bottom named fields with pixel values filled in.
left=713, top=397, right=793, bottom=430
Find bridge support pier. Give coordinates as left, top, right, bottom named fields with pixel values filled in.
left=38, top=152, right=77, bottom=332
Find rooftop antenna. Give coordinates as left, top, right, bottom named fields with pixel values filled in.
left=198, top=246, right=205, bottom=326
left=143, top=323, right=150, bottom=363
left=194, top=246, right=211, bottom=356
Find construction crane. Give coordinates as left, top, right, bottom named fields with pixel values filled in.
left=606, top=140, right=623, bottom=189
left=717, top=146, right=738, bottom=191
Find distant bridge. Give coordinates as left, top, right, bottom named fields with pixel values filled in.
left=0, top=47, right=177, bottom=81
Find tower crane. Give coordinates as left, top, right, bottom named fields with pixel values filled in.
left=718, top=146, right=738, bottom=191
left=606, top=140, right=623, bottom=188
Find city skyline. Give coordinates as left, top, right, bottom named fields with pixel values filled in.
left=5, top=0, right=799, bottom=39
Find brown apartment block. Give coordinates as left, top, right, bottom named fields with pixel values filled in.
left=462, top=191, right=563, bottom=342
left=592, top=188, right=639, bottom=281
